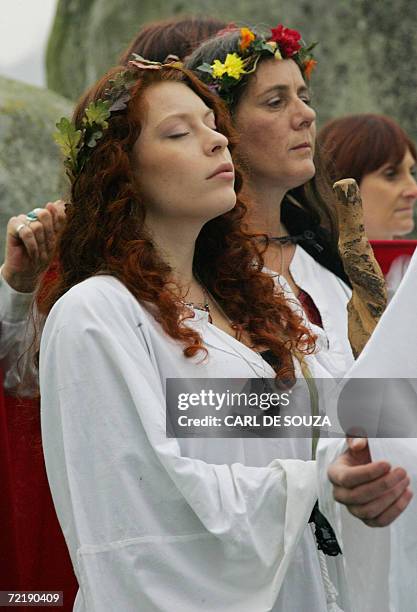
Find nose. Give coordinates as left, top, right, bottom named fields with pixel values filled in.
left=292, top=98, right=316, bottom=130
left=205, top=127, right=229, bottom=155
left=402, top=173, right=417, bottom=200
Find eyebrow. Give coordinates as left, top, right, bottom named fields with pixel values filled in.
left=156, top=108, right=215, bottom=129
left=257, top=84, right=310, bottom=98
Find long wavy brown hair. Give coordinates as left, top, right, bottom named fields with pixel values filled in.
left=38, top=64, right=315, bottom=379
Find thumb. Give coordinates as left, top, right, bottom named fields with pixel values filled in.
left=347, top=436, right=368, bottom=452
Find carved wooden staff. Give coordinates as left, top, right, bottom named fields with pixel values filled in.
left=333, top=179, right=387, bottom=358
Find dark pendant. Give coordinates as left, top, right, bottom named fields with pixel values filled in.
left=308, top=501, right=342, bottom=556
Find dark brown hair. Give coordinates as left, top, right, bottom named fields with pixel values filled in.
left=318, top=114, right=417, bottom=185
left=38, top=65, right=315, bottom=380
left=119, top=17, right=227, bottom=64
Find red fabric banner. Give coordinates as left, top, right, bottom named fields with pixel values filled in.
left=0, top=387, right=77, bottom=610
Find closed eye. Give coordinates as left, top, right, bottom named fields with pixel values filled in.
left=266, top=98, right=282, bottom=108
left=168, top=132, right=189, bottom=139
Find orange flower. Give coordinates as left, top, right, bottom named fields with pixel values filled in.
left=304, top=58, right=317, bottom=79
left=240, top=27, right=255, bottom=51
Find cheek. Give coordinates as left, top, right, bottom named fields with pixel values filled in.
left=135, top=148, right=184, bottom=195
left=236, top=114, right=284, bottom=164
left=360, top=181, right=397, bottom=226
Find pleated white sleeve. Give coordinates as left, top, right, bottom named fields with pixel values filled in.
left=0, top=270, right=38, bottom=395
left=40, top=278, right=318, bottom=612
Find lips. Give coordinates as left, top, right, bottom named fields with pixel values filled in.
left=290, top=142, right=311, bottom=151
left=207, top=162, right=234, bottom=179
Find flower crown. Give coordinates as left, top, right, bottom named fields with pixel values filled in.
left=54, top=55, right=183, bottom=181
left=197, top=24, right=317, bottom=106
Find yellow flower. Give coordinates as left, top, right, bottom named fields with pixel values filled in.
left=223, top=53, right=246, bottom=79
left=240, top=27, right=255, bottom=51
left=274, top=48, right=283, bottom=60
left=212, top=59, right=226, bottom=78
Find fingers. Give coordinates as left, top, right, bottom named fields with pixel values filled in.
left=335, top=467, right=409, bottom=512
left=13, top=202, right=66, bottom=262
left=45, top=200, right=66, bottom=234
left=8, top=214, right=40, bottom=259
left=348, top=475, right=410, bottom=521
left=329, top=447, right=413, bottom=528
left=29, top=208, right=55, bottom=259
left=333, top=466, right=407, bottom=505
left=328, top=458, right=391, bottom=489
left=362, top=488, right=413, bottom=528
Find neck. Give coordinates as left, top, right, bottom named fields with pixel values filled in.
left=240, top=179, right=288, bottom=237
left=145, top=215, right=200, bottom=292
left=365, top=227, right=394, bottom=241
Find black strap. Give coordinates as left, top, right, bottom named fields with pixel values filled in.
left=281, top=199, right=351, bottom=288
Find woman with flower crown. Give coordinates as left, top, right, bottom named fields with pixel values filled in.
left=186, top=25, right=358, bottom=378
left=37, top=52, right=414, bottom=611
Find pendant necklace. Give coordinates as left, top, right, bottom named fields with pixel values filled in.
left=183, top=280, right=272, bottom=387
left=183, top=284, right=212, bottom=323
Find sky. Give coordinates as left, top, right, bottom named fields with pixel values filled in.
left=0, top=0, right=58, bottom=88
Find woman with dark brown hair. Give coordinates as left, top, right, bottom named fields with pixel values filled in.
left=38, top=59, right=411, bottom=611
left=186, top=25, right=356, bottom=381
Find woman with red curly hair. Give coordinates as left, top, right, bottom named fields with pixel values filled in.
left=38, top=62, right=412, bottom=611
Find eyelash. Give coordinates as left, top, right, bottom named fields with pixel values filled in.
left=267, top=98, right=282, bottom=108
left=168, top=125, right=219, bottom=139
left=267, top=96, right=311, bottom=108
left=383, top=168, right=397, bottom=180
left=383, top=168, right=417, bottom=181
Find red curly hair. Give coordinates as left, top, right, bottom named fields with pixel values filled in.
left=38, top=64, right=315, bottom=379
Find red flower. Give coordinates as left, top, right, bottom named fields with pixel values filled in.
left=269, top=24, right=302, bottom=57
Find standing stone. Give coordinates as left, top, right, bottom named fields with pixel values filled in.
left=46, top=0, right=417, bottom=143
left=0, top=77, right=72, bottom=256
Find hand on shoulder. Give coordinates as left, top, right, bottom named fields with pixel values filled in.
left=1, top=200, right=66, bottom=292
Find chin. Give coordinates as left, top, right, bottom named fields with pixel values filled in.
left=207, top=193, right=237, bottom=220
left=395, top=222, right=415, bottom=237
left=286, top=163, right=316, bottom=190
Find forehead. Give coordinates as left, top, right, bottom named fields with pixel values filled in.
left=246, top=58, right=307, bottom=96
left=140, top=81, right=211, bottom=125
left=404, top=148, right=416, bottom=164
